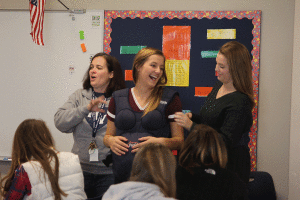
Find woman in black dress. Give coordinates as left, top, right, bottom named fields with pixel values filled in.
left=174, top=41, right=254, bottom=184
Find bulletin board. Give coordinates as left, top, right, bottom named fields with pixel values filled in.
left=104, top=10, right=261, bottom=171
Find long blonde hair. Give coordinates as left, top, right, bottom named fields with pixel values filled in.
left=129, top=143, right=176, bottom=198
left=132, top=47, right=167, bottom=116
left=0, top=119, right=67, bottom=200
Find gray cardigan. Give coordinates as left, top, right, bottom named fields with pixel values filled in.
left=54, top=88, right=112, bottom=174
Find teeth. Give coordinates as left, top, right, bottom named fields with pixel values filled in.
left=150, top=75, right=157, bottom=80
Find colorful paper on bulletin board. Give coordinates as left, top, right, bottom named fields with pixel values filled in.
left=125, top=70, right=133, bottom=81
left=162, top=26, right=191, bottom=60
left=120, top=46, right=147, bottom=54
left=104, top=10, right=262, bottom=171
left=201, top=51, right=219, bottom=58
left=165, top=60, right=189, bottom=87
left=195, top=87, right=213, bottom=97
left=207, top=29, right=236, bottom=39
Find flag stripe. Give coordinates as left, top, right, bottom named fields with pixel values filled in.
left=29, top=0, right=45, bottom=45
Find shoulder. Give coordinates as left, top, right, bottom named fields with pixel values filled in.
left=231, top=91, right=252, bottom=108
left=161, top=87, right=179, bottom=103
left=162, top=87, right=178, bottom=97
left=81, top=88, right=93, bottom=98
left=112, top=88, right=129, bottom=98
left=58, top=151, right=79, bottom=160
left=57, top=152, right=81, bottom=167
left=214, top=168, right=242, bottom=182
left=22, top=160, right=40, bottom=169
left=56, top=152, right=83, bottom=174
left=69, top=88, right=92, bottom=100
left=216, top=168, right=248, bottom=193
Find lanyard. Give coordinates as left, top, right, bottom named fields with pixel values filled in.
left=91, top=91, right=106, bottom=138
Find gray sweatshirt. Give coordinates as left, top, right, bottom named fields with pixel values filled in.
left=54, top=88, right=112, bottom=174
left=102, top=181, right=177, bottom=200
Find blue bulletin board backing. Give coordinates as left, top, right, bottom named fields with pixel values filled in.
left=104, top=10, right=261, bottom=171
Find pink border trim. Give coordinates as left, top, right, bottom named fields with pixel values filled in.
left=104, top=10, right=261, bottom=171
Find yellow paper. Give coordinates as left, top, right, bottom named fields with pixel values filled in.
left=165, top=60, right=189, bottom=87
left=207, top=29, right=236, bottom=39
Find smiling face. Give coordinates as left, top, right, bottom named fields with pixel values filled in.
left=89, top=56, right=114, bottom=93
left=136, top=54, right=165, bottom=89
left=215, top=53, right=232, bottom=85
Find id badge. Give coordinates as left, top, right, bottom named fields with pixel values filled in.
left=89, top=148, right=99, bottom=162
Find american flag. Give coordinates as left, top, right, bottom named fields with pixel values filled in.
left=29, top=0, right=45, bottom=45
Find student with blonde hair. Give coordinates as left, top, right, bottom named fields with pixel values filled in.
left=102, top=143, right=177, bottom=200
left=104, top=47, right=184, bottom=183
left=176, top=124, right=248, bottom=200
left=0, top=119, right=86, bottom=200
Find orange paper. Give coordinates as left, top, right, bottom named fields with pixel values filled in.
left=81, top=43, right=87, bottom=52
left=195, top=87, right=213, bottom=97
left=163, top=26, right=191, bottom=60
left=125, top=70, right=133, bottom=81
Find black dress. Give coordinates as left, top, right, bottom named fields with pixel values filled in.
left=191, top=81, right=253, bottom=183
left=176, top=165, right=249, bottom=200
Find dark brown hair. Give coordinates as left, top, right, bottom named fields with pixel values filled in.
left=0, top=119, right=67, bottom=200
left=179, top=124, right=228, bottom=171
left=129, top=143, right=176, bottom=198
left=82, top=53, right=126, bottom=97
left=219, top=41, right=255, bottom=109
left=132, top=47, right=167, bottom=116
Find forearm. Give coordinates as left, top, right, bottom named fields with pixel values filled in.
left=158, top=136, right=184, bottom=150
left=54, top=105, right=89, bottom=132
left=103, top=134, right=114, bottom=148
left=104, top=119, right=117, bottom=148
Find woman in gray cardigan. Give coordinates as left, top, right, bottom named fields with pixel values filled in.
left=54, top=53, right=125, bottom=199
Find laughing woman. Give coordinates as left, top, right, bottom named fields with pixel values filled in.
left=104, top=47, right=184, bottom=184
left=54, top=53, right=125, bottom=199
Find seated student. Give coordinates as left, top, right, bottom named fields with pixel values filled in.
left=0, top=119, right=87, bottom=200
left=102, top=143, right=177, bottom=200
left=176, top=124, right=248, bottom=200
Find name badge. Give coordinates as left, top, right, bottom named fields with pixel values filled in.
left=89, top=148, right=99, bottom=162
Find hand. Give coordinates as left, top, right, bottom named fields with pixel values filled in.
left=87, top=96, right=107, bottom=112
left=109, top=136, right=129, bottom=156
left=174, top=112, right=193, bottom=131
left=131, top=136, right=159, bottom=153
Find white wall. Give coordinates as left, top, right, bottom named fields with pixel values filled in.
left=289, top=0, right=300, bottom=199
left=0, top=0, right=296, bottom=199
